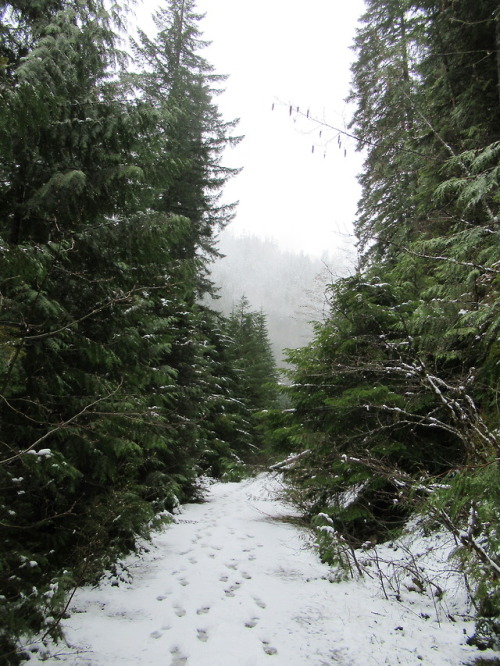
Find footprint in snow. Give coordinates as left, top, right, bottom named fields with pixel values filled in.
left=196, top=628, right=209, bottom=643
left=248, top=554, right=257, bottom=561
left=224, top=582, right=241, bottom=597
left=219, top=574, right=229, bottom=582
left=188, top=556, right=197, bottom=565
left=254, top=597, right=266, bottom=609
left=174, top=605, right=186, bottom=617
left=244, top=617, right=259, bottom=628
left=196, top=606, right=210, bottom=615
left=150, top=630, right=163, bottom=639
left=241, top=571, right=252, bottom=580
left=170, top=646, right=188, bottom=665
left=261, top=640, right=278, bottom=656
left=225, top=561, right=238, bottom=570
left=178, top=577, right=189, bottom=587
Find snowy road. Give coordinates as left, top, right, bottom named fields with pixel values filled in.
left=27, top=474, right=488, bottom=665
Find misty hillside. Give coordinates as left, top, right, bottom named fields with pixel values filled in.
left=208, top=231, right=354, bottom=365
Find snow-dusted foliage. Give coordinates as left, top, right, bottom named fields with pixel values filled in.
left=263, top=0, right=500, bottom=650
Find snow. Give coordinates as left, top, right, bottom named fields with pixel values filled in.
left=24, top=474, right=498, bottom=665
left=25, top=448, right=52, bottom=457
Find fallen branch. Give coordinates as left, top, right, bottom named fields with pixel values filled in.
left=269, top=449, right=311, bottom=471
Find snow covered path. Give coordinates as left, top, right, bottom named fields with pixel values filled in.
left=27, top=474, right=489, bottom=665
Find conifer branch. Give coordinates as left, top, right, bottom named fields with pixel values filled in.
left=0, top=384, right=123, bottom=466
left=372, top=238, right=500, bottom=274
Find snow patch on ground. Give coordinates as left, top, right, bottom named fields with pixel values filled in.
left=24, top=473, right=499, bottom=665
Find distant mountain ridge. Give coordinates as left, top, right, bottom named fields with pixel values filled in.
left=208, top=230, right=353, bottom=365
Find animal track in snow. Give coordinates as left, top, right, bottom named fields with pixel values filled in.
left=254, top=597, right=266, bottom=609
left=178, top=577, right=189, bottom=587
left=219, top=574, right=229, bottom=582
left=244, top=617, right=259, bottom=628
left=241, top=571, right=252, bottom=579
left=174, top=605, right=186, bottom=617
left=150, top=630, right=162, bottom=639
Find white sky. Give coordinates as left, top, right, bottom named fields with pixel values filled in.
left=137, top=0, right=366, bottom=258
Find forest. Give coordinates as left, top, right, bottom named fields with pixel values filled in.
left=0, top=0, right=279, bottom=660
left=0, top=0, right=499, bottom=661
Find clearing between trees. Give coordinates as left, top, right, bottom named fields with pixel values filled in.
left=23, top=474, right=498, bottom=665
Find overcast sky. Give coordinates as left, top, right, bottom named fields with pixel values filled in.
left=138, top=0, right=366, bottom=258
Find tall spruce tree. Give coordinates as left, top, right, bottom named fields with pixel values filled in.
left=348, top=0, right=426, bottom=263
left=226, top=297, right=279, bottom=412
left=134, top=0, right=240, bottom=279
left=131, top=0, right=243, bottom=471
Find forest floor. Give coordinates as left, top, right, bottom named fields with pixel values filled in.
left=24, top=474, right=499, bottom=665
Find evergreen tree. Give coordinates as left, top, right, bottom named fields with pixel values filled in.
left=134, top=0, right=241, bottom=284
left=129, top=0, right=244, bottom=479
left=226, top=297, right=279, bottom=412
left=348, top=0, right=426, bottom=263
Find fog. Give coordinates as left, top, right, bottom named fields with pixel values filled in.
left=209, top=229, right=355, bottom=366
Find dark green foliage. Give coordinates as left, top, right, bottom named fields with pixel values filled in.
left=0, top=0, right=277, bottom=661
left=272, top=0, right=500, bottom=635
left=226, top=297, right=279, bottom=411
left=198, top=298, right=280, bottom=477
